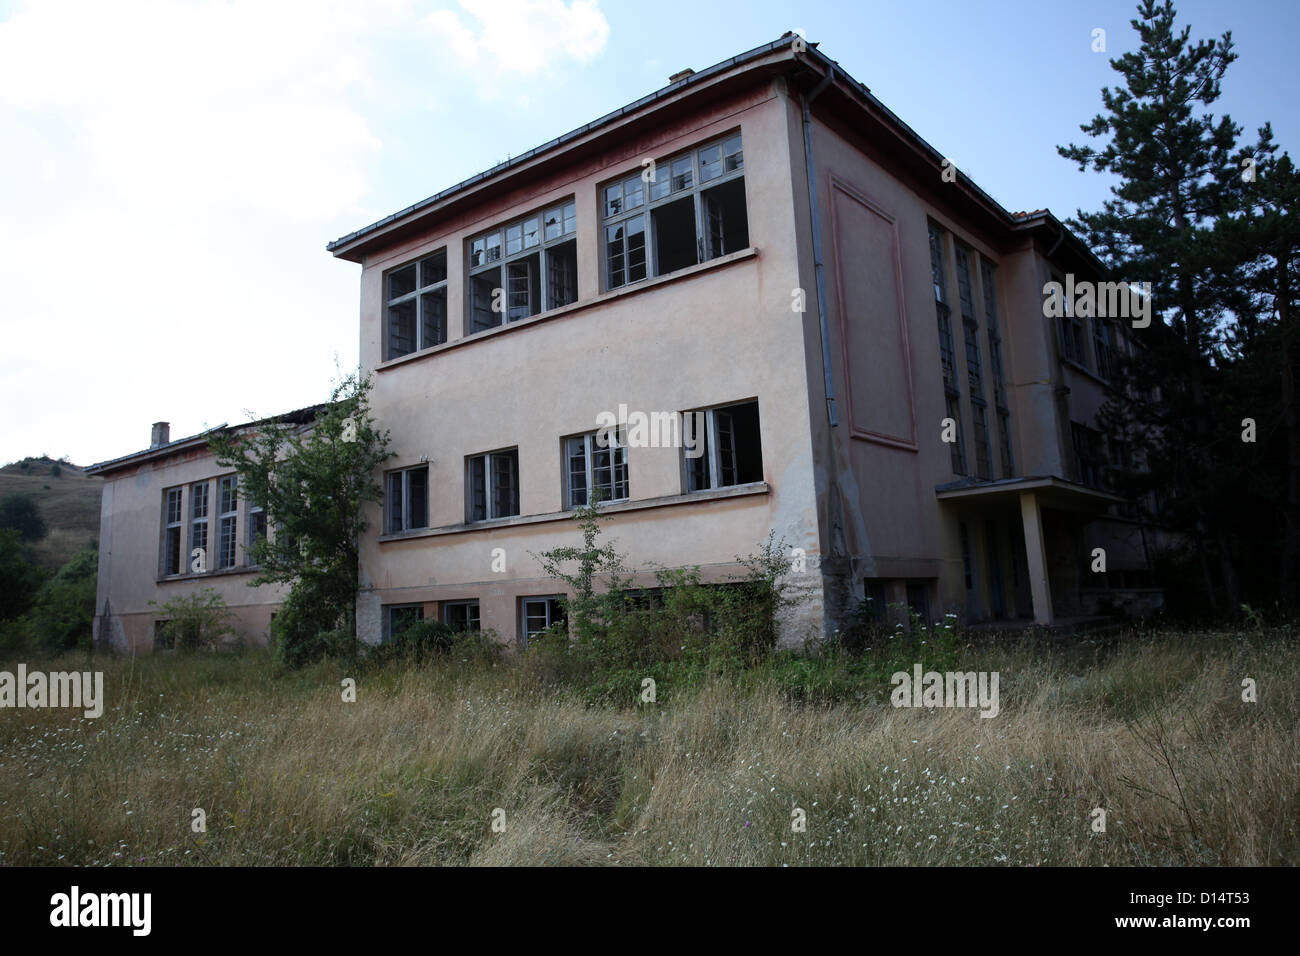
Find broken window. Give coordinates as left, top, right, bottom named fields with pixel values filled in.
left=603, top=133, right=747, bottom=290
left=385, top=465, right=428, bottom=534
left=466, top=449, right=519, bottom=522
left=162, top=487, right=182, bottom=576
left=443, top=599, right=480, bottom=632
left=682, top=400, right=763, bottom=492
left=564, top=429, right=628, bottom=509
left=468, top=201, right=577, bottom=333
left=385, top=250, right=447, bottom=360
left=217, top=475, right=238, bottom=569
left=189, top=481, right=208, bottom=573
left=520, top=595, right=566, bottom=647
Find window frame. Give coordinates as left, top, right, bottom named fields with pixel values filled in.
left=519, top=595, right=566, bottom=647
left=563, top=428, right=629, bottom=510
left=162, top=486, right=183, bottom=576
left=216, top=475, right=238, bottom=570
left=383, top=603, right=424, bottom=643
left=601, top=132, right=746, bottom=292
left=189, top=480, right=209, bottom=573
left=466, top=448, right=520, bottom=522
left=681, top=399, right=763, bottom=493
left=466, top=200, right=577, bottom=333
left=383, top=249, right=448, bottom=361
left=385, top=464, right=429, bottom=534
left=442, top=599, right=481, bottom=632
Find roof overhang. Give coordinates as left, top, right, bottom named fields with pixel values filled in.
left=935, top=475, right=1124, bottom=512
left=85, top=403, right=327, bottom=477
left=326, top=35, right=1102, bottom=273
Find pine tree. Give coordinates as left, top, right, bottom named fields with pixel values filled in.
left=1059, top=0, right=1251, bottom=613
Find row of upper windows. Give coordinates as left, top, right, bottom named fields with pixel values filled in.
left=384, top=399, right=763, bottom=534
left=160, top=475, right=264, bottom=577
left=927, top=222, right=1015, bottom=482
left=382, top=132, right=748, bottom=362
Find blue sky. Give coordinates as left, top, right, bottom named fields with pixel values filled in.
left=0, top=0, right=1296, bottom=466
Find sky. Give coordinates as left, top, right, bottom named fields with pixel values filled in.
left=1, top=0, right=1296, bottom=467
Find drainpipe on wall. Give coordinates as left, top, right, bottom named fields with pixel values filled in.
left=800, top=61, right=838, bottom=427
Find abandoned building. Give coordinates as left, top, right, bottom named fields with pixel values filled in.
left=89, top=36, right=1164, bottom=653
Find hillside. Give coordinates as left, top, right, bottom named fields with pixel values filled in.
left=0, top=457, right=102, bottom=569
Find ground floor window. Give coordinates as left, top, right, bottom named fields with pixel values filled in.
left=520, top=596, right=565, bottom=647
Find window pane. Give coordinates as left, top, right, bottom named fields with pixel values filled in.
left=522, top=217, right=540, bottom=249
left=507, top=258, right=534, bottom=321
left=544, top=206, right=563, bottom=241
left=468, top=456, right=487, bottom=521
left=408, top=467, right=428, bottom=529
left=420, top=251, right=447, bottom=287
left=483, top=231, right=501, bottom=263
left=606, top=223, right=626, bottom=288
left=563, top=202, right=576, bottom=234
left=387, top=472, right=403, bottom=532
left=388, top=264, right=417, bottom=300
left=505, top=222, right=522, bottom=256
left=722, top=135, right=743, bottom=172
left=623, top=176, right=643, bottom=210
left=652, top=198, right=695, bottom=274
left=649, top=163, right=671, bottom=201
left=699, top=144, right=722, bottom=181
left=388, top=299, right=416, bottom=359
left=703, top=179, right=748, bottom=258
left=420, top=289, right=447, bottom=348
left=491, top=451, right=519, bottom=518
left=626, top=215, right=646, bottom=281
left=191, top=482, right=208, bottom=518
left=546, top=240, right=578, bottom=310
left=604, top=183, right=623, bottom=218
left=470, top=269, right=501, bottom=332
left=566, top=436, right=587, bottom=509
left=671, top=155, right=693, bottom=192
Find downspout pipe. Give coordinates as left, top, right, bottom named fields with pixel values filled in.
left=800, top=61, right=838, bottom=426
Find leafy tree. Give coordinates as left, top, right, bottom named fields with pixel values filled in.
left=207, top=373, right=390, bottom=667
left=0, top=493, right=47, bottom=542
left=1059, top=0, right=1266, bottom=613
left=26, top=546, right=97, bottom=651
left=0, top=528, right=45, bottom=622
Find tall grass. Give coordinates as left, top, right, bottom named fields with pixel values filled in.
left=0, top=627, right=1295, bottom=866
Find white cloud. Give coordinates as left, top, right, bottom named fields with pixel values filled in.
left=424, top=0, right=609, bottom=76
left=0, top=0, right=395, bottom=464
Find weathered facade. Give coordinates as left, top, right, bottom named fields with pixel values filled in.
left=91, top=36, right=1163, bottom=653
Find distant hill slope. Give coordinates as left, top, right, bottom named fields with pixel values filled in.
left=0, top=457, right=102, bottom=569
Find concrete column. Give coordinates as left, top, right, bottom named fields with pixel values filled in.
left=1019, top=491, right=1054, bottom=625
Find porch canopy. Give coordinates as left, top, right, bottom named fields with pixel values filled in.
left=936, top=476, right=1124, bottom=625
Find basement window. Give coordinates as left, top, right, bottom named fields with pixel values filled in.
left=520, top=595, right=566, bottom=647
left=683, top=400, right=763, bottom=492
left=386, top=465, right=429, bottom=534
left=466, top=448, right=519, bottom=522
left=385, top=249, right=447, bottom=360
left=603, top=132, right=748, bottom=290
left=383, top=604, right=424, bottom=643
left=443, top=599, right=481, bottom=632
left=468, top=201, right=577, bottom=333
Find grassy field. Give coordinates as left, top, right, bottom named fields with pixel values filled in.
left=0, top=458, right=101, bottom=569
left=0, top=627, right=1295, bottom=866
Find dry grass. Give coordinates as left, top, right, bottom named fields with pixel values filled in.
left=0, top=628, right=1295, bottom=866
left=0, top=460, right=101, bottom=569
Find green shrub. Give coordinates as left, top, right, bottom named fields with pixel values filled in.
left=148, top=588, right=237, bottom=651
